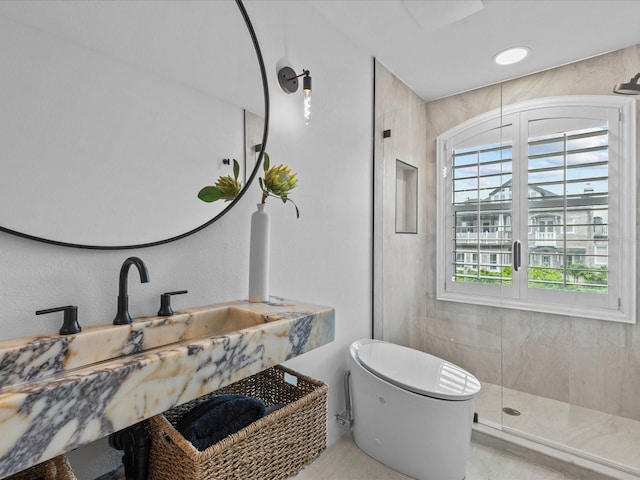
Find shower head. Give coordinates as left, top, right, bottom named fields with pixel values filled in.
left=613, top=73, right=640, bottom=94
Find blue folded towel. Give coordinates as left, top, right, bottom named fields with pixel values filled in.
left=176, top=394, right=266, bottom=451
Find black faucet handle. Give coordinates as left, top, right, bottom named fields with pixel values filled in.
left=36, top=305, right=81, bottom=335
left=157, top=290, right=188, bottom=317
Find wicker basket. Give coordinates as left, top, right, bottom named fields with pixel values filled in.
left=5, top=455, right=76, bottom=480
left=148, top=365, right=328, bottom=480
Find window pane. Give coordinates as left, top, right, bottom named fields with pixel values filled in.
left=452, top=140, right=512, bottom=286
left=566, top=148, right=608, bottom=166
left=529, top=154, right=564, bottom=170
left=566, top=164, right=608, bottom=182
left=454, top=151, right=478, bottom=166
left=527, top=121, right=609, bottom=294
left=566, top=129, right=608, bottom=151
left=479, top=163, right=509, bottom=178
left=528, top=183, right=564, bottom=197
left=454, top=190, right=478, bottom=204
left=454, top=178, right=477, bottom=191
left=566, top=179, right=607, bottom=196
left=529, top=169, right=564, bottom=185
left=454, top=165, right=478, bottom=179
left=529, top=139, right=564, bottom=156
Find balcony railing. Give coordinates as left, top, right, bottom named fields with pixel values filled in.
left=455, top=231, right=511, bottom=244
left=594, top=225, right=608, bottom=239
left=456, top=226, right=607, bottom=246
left=532, top=231, right=557, bottom=245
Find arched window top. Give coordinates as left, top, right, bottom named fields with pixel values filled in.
left=441, top=95, right=634, bottom=140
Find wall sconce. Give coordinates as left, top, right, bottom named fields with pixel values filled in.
left=278, top=66, right=312, bottom=125
left=613, top=73, right=640, bottom=94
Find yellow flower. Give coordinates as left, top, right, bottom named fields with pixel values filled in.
left=258, top=153, right=300, bottom=218
left=198, top=159, right=242, bottom=203
left=264, top=165, right=297, bottom=198
left=214, top=175, right=242, bottom=200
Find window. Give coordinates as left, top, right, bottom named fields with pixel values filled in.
left=594, top=245, right=608, bottom=265
left=437, top=96, right=636, bottom=323
left=563, top=217, right=576, bottom=234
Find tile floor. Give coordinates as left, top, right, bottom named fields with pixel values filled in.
left=292, top=432, right=579, bottom=480
left=102, top=381, right=640, bottom=480
left=101, top=432, right=578, bottom=480
left=475, top=382, right=640, bottom=474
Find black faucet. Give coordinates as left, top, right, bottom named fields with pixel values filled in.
left=113, top=257, right=150, bottom=325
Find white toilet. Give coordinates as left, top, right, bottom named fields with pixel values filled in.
left=348, top=339, right=481, bottom=480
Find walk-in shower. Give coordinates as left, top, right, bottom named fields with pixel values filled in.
left=374, top=46, right=640, bottom=478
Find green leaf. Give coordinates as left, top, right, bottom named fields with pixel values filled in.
left=263, top=152, right=270, bottom=172
left=198, top=186, right=222, bottom=202
left=233, top=159, right=240, bottom=180
left=287, top=198, right=300, bottom=218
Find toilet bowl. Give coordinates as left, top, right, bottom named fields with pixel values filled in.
left=349, top=339, right=481, bottom=480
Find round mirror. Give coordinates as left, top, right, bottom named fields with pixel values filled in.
left=0, top=0, right=268, bottom=249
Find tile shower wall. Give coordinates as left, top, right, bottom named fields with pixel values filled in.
left=373, top=60, right=428, bottom=349
left=423, top=44, right=640, bottom=421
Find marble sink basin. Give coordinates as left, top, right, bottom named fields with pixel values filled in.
left=0, top=299, right=312, bottom=391
left=139, top=305, right=267, bottom=355
left=0, top=297, right=335, bottom=479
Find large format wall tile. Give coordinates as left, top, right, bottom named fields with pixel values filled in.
left=620, top=322, right=640, bottom=420
left=570, top=317, right=627, bottom=416
left=374, top=61, right=427, bottom=350
left=425, top=301, right=502, bottom=385
left=502, top=312, right=572, bottom=403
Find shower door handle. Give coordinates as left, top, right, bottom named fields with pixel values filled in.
left=513, top=240, right=522, bottom=272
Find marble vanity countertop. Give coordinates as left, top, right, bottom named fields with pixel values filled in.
left=0, top=298, right=335, bottom=479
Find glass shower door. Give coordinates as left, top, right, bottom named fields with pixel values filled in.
left=497, top=93, right=640, bottom=476
left=447, top=117, right=514, bottom=433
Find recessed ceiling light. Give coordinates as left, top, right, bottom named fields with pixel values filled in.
left=493, top=47, right=530, bottom=66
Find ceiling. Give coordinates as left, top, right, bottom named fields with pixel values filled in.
left=309, top=0, right=640, bottom=101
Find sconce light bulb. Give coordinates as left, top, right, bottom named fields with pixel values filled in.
left=304, top=90, right=311, bottom=125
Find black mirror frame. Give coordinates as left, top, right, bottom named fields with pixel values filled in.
left=0, top=0, right=269, bottom=250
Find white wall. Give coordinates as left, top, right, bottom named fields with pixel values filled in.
left=0, top=1, right=372, bottom=478
left=249, top=0, right=373, bottom=445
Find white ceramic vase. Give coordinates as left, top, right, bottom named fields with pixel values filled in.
left=249, top=203, right=270, bottom=302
